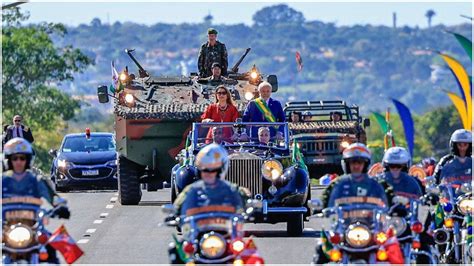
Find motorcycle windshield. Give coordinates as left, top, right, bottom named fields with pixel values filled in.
left=335, top=204, right=384, bottom=229
left=440, top=163, right=472, bottom=199
left=2, top=197, right=42, bottom=225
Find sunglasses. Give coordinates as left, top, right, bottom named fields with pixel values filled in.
left=216, top=91, right=227, bottom=95
left=348, top=159, right=366, bottom=164
left=11, top=155, right=26, bottom=161
left=14, top=120, right=21, bottom=122
left=388, top=164, right=403, bottom=169
left=201, top=168, right=219, bottom=173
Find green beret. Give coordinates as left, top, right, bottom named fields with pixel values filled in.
left=207, top=28, right=218, bottom=35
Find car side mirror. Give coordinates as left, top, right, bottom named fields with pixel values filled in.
left=363, top=118, right=371, bottom=128
left=97, top=85, right=109, bottom=103
left=267, top=75, right=278, bottom=92
left=49, top=149, right=57, bottom=157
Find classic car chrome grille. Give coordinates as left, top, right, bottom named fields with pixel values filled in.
left=226, top=158, right=263, bottom=195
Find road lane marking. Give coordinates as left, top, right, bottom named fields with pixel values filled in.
left=106, top=204, right=114, bottom=209
left=110, top=197, right=118, bottom=202
left=78, top=239, right=89, bottom=244
left=93, top=219, right=103, bottom=224
left=100, top=213, right=109, bottom=218
left=86, top=228, right=96, bottom=234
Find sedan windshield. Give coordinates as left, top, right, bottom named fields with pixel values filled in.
left=62, top=136, right=115, bottom=152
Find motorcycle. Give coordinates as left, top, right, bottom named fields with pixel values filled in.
left=386, top=196, right=436, bottom=264
left=2, top=196, right=69, bottom=264
left=311, top=201, right=394, bottom=264
left=425, top=175, right=473, bottom=264
left=162, top=200, right=265, bottom=265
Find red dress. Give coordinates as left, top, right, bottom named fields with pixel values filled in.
left=201, top=103, right=239, bottom=142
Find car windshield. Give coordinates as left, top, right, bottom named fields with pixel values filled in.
left=62, top=136, right=115, bottom=152
left=191, top=122, right=289, bottom=150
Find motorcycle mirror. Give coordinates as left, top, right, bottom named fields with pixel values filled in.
left=308, top=199, right=323, bottom=212
left=48, top=149, right=58, bottom=157
left=53, top=197, right=67, bottom=206
left=461, top=182, right=472, bottom=194
left=392, top=196, right=409, bottom=206
left=424, top=176, right=436, bottom=186
left=161, top=204, right=176, bottom=214
left=426, top=185, right=440, bottom=195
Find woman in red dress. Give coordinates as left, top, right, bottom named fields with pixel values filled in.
left=201, top=85, right=239, bottom=143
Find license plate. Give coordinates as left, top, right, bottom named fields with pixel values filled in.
left=82, top=169, right=99, bottom=176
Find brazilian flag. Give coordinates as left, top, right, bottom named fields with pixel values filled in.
left=321, top=230, right=333, bottom=259
left=466, top=215, right=472, bottom=246
left=434, top=203, right=444, bottom=227
left=292, top=141, right=308, bottom=171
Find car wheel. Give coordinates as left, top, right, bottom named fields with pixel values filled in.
left=287, top=213, right=304, bottom=237
left=118, top=156, right=143, bottom=205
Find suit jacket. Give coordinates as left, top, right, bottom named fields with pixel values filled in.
left=3, top=125, right=34, bottom=145
left=242, top=98, right=286, bottom=138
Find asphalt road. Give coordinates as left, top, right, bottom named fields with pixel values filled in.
left=49, top=188, right=328, bottom=264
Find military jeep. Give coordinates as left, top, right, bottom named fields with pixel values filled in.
left=97, top=48, right=278, bottom=205
left=284, top=101, right=370, bottom=179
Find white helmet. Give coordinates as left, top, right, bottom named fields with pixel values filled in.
left=3, top=138, right=34, bottom=170
left=341, top=143, right=371, bottom=174
left=195, top=143, right=229, bottom=179
left=450, top=129, right=472, bottom=156
left=382, top=146, right=411, bottom=171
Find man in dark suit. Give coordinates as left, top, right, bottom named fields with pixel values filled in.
left=3, top=115, right=34, bottom=146
left=242, top=82, right=286, bottom=139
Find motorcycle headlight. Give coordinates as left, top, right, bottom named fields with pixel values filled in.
left=5, top=225, right=33, bottom=248
left=200, top=233, right=226, bottom=259
left=384, top=217, right=407, bottom=236
left=261, top=160, right=283, bottom=181
left=345, top=224, right=372, bottom=248
left=457, top=198, right=474, bottom=215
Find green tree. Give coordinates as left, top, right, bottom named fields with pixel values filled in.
left=2, top=7, right=92, bottom=170
left=252, top=4, right=305, bottom=27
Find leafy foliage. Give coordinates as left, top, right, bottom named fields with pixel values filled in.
left=2, top=8, right=92, bottom=170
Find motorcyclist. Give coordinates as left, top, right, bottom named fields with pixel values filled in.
left=433, top=129, right=472, bottom=184
left=174, top=143, right=246, bottom=216
left=2, top=138, right=70, bottom=263
left=377, top=146, right=433, bottom=264
left=377, top=146, right=422, bottom=200
left=315, top=143, right=390, bottom=264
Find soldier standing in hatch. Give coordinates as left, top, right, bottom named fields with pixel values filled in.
left=198, top=28, right=228, bottom=78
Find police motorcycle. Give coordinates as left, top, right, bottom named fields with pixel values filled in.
left=162, top=200, right=265, bottom=265
left=309, top=199, right=396, bottom=264
left=386, top=196, right=436, bottom=264
left=2, top=196, right=69, bottom=264
left=424, top=174, right=473, bottom=264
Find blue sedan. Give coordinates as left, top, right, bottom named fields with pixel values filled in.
left=50, top=132, right=117, bottom=191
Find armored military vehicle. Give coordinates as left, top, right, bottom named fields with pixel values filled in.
left=97, top=48, right=278, bottom=205
left=284, top=101, right=370, bottom=179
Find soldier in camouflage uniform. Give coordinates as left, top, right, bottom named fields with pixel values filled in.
left=198, top=28, right=228, bottom=78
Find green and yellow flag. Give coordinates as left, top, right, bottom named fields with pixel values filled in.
left=292, top=141, right=308, bottom=171
left=321, top=230, right=334, bottom=259
left=466, top=215, right=472, bottom=246
left=434, top=203, right=445, bottom=227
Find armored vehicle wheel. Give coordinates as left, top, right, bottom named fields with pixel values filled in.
left=118, top=156, right=143, bottom=205
left=287, top=213, right=304, bottom=237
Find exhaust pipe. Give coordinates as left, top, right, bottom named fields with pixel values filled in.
left=433, top=228, right=450, bottom=245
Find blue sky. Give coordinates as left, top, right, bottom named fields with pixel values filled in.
left=18, top=1, right=472, bottom=28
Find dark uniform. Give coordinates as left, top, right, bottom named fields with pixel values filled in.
left=375, top=172, right=422, bottom=200
left=198, top=41, right=228, bottom=78
left=2, top=170, right=55, bottom=204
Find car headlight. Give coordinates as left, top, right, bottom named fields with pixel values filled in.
left=457, top=198, right=474, bottom=215
left=384, top=217, right=407, bottom=236
left=345, top=224, right=372, bottom=248
left=244, top=91, right=254, bottom=101
left=261, top=160, right=283, bottom=181
left=200, top=233, right=226, bottom=259
left=107, top=160, right=117, bottom=166
left=57, top=159, right=71, bottom=168
left=340, top=141, right=350, bottom=149
left=6, top=225, right=33, bottom=248
left=124, top=93, right=135, bottom=104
